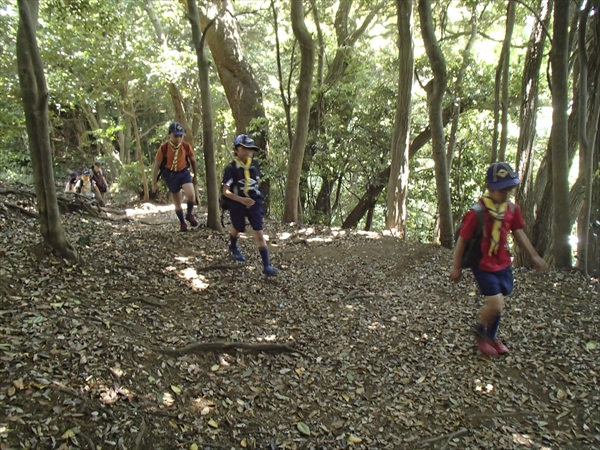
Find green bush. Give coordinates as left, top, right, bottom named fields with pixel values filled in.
left=112, top=161, right=169, bottom=202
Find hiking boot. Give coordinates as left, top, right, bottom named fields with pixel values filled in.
left=492, top=340, right=509, bottom=355
left=229, top=247, right=245, bottom=262
left=180, top=223, right=188, bottom=232
left=263, top=265, right=279, bottom=277
left=186, top=214, right=198, bottom=227
left=476, top=338, right=498, bottom=356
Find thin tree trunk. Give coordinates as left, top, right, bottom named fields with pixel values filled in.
left=499, top=0, right=516, bottom=162
left=187, top=0, right=221, bottom=230
left=283, top=0, right=314, bottom=223
left=418, top=0, right=453, bottom=249
left=386, top=0, right=414, bottom=236
left=16, top=0, right=77, bottom=261
left=576, top=2, right=598, bottom=275
left=271, top=0, right=292, bottom=148
left=514, top=0, right=552, bottom=267
left=123, top=100, right=149, bottom=201
left=446, top=5, right=478, bottom=170
left=550, top=0, right=572, bottom=267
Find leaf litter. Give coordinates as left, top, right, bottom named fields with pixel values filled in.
left=0, top=192, right=599, bottom=449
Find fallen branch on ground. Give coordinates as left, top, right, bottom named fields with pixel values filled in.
left=153, top=341, right=304, bottom=357
left=418, top=428, right=468, bottom=447
left=343, top=289, right=374, bottom=302
left=119, top=296, right=165, bottom=307
left=197, top=264, right=240, bottom=272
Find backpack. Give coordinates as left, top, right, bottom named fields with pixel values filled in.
left=219, top=161, right=238, bottom=212
left=454, top=201, right=515, bottom=269
left=156, top=141, right=192, bottom=182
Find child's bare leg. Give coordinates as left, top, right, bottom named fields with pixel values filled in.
left=478, top=294, right=504, bottom=329
left=253, top=230, right=267, bottom=249
left=253, top=230, right=277, bottom=276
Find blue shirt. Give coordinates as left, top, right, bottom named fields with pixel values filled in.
left=221, top=160, right=263, bottom=200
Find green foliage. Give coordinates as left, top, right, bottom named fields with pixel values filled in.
left=113, top=162, right=153, bottom=197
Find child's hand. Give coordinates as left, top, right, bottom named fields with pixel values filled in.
left=532, top=255, right=547, bottom=272
left=240, top=197, right=255, bottom=208
left=449, top=267, right=462, bottom=282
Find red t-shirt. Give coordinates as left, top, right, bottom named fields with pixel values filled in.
left=459, top=201, right=525, bottom=272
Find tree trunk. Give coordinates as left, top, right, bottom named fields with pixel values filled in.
left=125, top=99, right=149, bottom=201
left=550, top=0, right=573, bottom=267
left=385, top=0, right=414, bottom=237
left=514, top=0, right=552, bottom=267
left=16, top=0, right=77, bottom=261
left=446, top=5, right=477, bottom=171
left=283, top=0, right=314, bottom=223
left=304, top=1, right=384, bottom=220
left=343, top=100, right=471, bottom=228
left=491, top=0, right=516, bottom=163
left=576, top=3, right=599, bottom=275
left=271, top=0, right=293, bottom=148
left=342, top=184, right=380, bottom=229
left=187, top=0, right=221, bottom=230
left=196, top=0, right=270, bottom=208
left=196, top=1, right=267, bottom=137
left=418, top=0, right=453, bottom=249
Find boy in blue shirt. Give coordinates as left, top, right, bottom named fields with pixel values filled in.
left=221, top=135, right=278, bottom=277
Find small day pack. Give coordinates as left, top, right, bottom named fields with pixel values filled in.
left=219, top=161, right=239, bottom=212
left=454, top=201, right=515, bottom=269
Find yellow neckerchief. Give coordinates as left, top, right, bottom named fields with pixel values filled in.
left=234, top=156, right=252, bottom=196
left=169, top=141, right=182, bottom=171
left=482, top=194, right=508, bottom=256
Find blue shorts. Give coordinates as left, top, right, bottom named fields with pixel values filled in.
left=163, top=169, right=192, bottom=193
left=471, top=266, right=514, bottom=297
left=229, top=198, right=264, bottom=232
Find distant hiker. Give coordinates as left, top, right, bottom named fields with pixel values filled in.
left=450, top=162, right=546, bottom=356
left=221, top=134, right=278, bottom=277
left=151, top=122, right=199, bottom=232
left=91, top=161, right=108, bottom=205
left=75, top=169, right=94, bottom=197
left=65, top=172, right=78, bottom=192
left=92, top=161, right=108, bottom=193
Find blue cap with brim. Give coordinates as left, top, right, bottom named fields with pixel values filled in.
left=234, top=134, right=260, bottom=150
left=485, top=162, right=520, bottom=190
left=168, top=122, right=185, bottom=136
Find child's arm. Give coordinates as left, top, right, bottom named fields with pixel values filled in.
left=450, top=236, right=467, bottom=282
left=222, top=184, right=254, bottom=207
left=512, top=229, right=547, bottom=271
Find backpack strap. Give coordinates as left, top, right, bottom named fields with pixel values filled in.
left=472, top=203, right=485, bottom=237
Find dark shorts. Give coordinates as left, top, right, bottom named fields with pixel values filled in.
left=163, top=169, right=192, bottom=193
left=471, top=266, right=514, bottom=297
left=229, top=198, right=264, bottom=232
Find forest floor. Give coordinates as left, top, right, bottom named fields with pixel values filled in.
left=0, top=191, right=599, bottom=450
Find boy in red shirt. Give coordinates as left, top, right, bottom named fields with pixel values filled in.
left=450, top=162, right=546, bottom=355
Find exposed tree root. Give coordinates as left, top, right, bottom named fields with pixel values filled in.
left=0, top=201, right=38, bottom=218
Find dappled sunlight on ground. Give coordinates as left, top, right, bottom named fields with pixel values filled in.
left=124, top=203, right=174, bottom=217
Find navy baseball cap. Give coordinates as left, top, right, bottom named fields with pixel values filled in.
left=234, top=134, right=260, bottom=150
left=485, top=162, right=520, bottom=190
left=168, top=122, right=185, bottom=136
